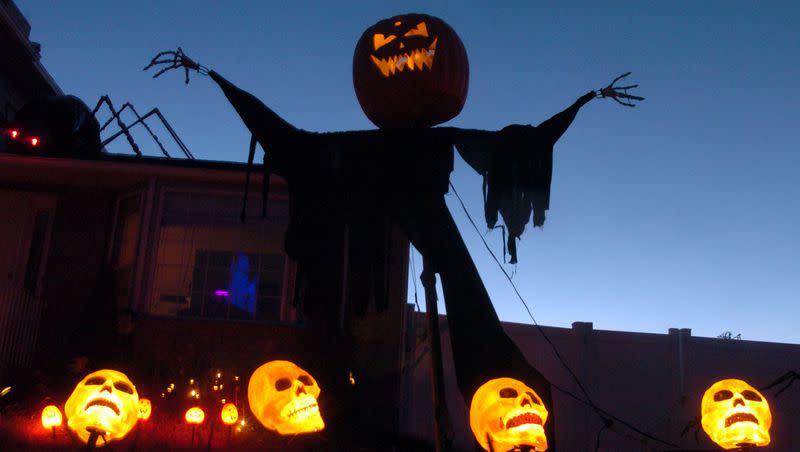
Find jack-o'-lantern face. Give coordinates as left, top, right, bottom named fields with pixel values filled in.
left=470, top=378, right=549, bottom=452
left=64, top=369, right=139, bottom=444
left=248, top=360, right=324, bottom=435
left=137, top=398, right=152, bottom=421
left=701, top=379, right=771, bottom=449
left=185, top=407, right=204, bottom=424
left=353, top=13, right=469, bottom=129
left=220, top=402, right=238, bottom=425
left=369, top=20, right=437, bottom=78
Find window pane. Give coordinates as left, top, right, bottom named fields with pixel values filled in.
left=150, top=191, right=292, bottom=323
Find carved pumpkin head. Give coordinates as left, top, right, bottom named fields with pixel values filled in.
left=137, top=398, right=152, bottom=421
left=701, top=379, right=771, bottom=449
left=64, top=369, right=139, bottom=444
left=470, top=378, right=549, bottom=452
left=247, top=360, right=324, bottom=435
left=221, top=402, right=238, bottom=425
left=353, top=13, right=469, bottom=129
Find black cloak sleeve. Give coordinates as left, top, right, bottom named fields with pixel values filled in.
left=452, top=91, right=595, bottom=263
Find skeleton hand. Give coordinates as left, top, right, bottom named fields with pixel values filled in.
left=143, top=47, right=209, bottom=84
left=596, top=72, right=644, bottom=107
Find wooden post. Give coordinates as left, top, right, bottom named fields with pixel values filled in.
left=421, top=257, right=451, bottom=451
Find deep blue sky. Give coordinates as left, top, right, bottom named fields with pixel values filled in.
left=19, top=1, right=799, bottom=343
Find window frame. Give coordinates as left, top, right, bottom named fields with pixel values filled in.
left=143, top=184, right=298, bottom=325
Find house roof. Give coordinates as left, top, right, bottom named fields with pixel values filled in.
left=0, top=151, right=283, bottom=192
left=0, top=0, right=62, bottom=100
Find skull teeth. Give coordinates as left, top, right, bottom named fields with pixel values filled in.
left=85, top=398, right=120, bottom=416
left=505, top=411, right=543, bottom=429
left=725, top=412, right=759, bottom=427
left=288, top=402, right=318, bottom=418
left=370, top=38, right=437, bottom=77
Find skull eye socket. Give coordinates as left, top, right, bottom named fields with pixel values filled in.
left=297, top=375, right=313, bottom=386
left=403, top=22, right=429, bottom=38
left=114, top=381, right=134, bottom=394
left=85, top=377, right=106, bottom=386
left=742, top=390, right=762, bottom=402
left=275, top=378, right=292, bottom=391
left=499, top=388, right=518, bottom=398
left=525, top=391, right=541, bottom=405
left=714, top=390, right=734, bottom=401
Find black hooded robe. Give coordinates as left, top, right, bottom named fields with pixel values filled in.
left=209, top=70, right=594, bottom=449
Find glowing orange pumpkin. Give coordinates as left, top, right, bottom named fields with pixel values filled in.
left=353, top=13, right=469, bottom=129
left=470, top=378, right=549, bottom=452
left=41, top=405, right=63, bottom=429
left=137, top=398, right=152, bottom=421
left=185, top=407, right=205, bottom=424
left=221, top=402, right=238, bottom=425
left=64, top=369, right=139, bottom=444
left=248, top=360, right=325, bottom=435
left=701, top=379, right=771, bottom=449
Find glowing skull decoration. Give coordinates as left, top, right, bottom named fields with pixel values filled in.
left=64, top=369, right=139, bottom=444
left=701, top=379, right=771, bottom=449
left=247, top=360, right=325, bottom=435
left=470, top=378, right=549, bottom=452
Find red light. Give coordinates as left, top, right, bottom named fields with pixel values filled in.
left=30, top=137, right=39, bottom=146
left=9, top=130, right=18, bottom=139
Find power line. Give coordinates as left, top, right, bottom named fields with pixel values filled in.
left=448, top=181, right=679, bottom=450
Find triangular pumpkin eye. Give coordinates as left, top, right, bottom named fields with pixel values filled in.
left=404, top=22, right=428, bottom=38
left=373, top=33, right=396, bottom=50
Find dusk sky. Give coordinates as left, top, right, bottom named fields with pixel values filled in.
left=19, top=1, right=799, bottom=343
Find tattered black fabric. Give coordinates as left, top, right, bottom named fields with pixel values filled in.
left=454, top=91, right=595, bottom=263
left=209, top=71, right=593, bottom=441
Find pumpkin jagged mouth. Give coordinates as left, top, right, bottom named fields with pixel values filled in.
left=85, top=397, right=121, bottom=416
left=370, top=38, right=437, bottom=77
left=505, top=411, right=543, bottom=429
left=725, top=412, right=759, bottom=427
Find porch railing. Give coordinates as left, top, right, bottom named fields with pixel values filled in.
left=0, top=285, right=45, bottom=370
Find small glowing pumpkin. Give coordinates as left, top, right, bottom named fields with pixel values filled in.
left=185, top=407, right=205, bottom=424
left=470, top=378, right=549, bottom=452
left=137, top=398, right=152, bottom=421
left=353, top=13, right=469, bottom=129
left=701, top=379, right=771, bottom=449
left=64, top=369, right=139, bottom=444
left=41, top=405, right=63, bottom=429
left=248, top=360, right=325, bottom=435
left=221, top=402, right=238, bottom=425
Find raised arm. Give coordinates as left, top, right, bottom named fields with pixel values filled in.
left=144, top=48, right=299, bottom=149
left=539, top=71, right=644, bottom=146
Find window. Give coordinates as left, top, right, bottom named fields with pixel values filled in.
left=149, top=190, right=294, bottom=323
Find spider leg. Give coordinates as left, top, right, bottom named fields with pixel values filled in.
left=184, top=66, right=190, bottom=84
left=615, top=84, right=639, bottom=90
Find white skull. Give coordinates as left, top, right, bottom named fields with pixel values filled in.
left=64, top=369, right=139, bottom=444
left=701, top=379, right=771, bottom=449
left=247, top=360, right=324, bottom=435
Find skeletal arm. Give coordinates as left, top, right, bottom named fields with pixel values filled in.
left=144, top=48, right=300, bottom=174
